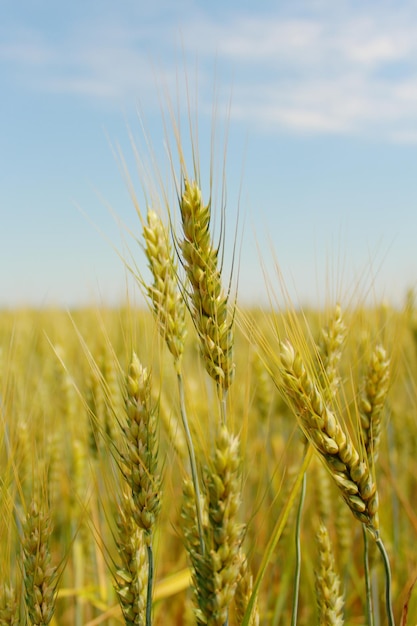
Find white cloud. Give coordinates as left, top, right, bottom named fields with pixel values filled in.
left=4, top=3, right=417, bottom=141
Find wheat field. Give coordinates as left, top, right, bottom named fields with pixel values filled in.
left=1, top=122, right=417, bottom=626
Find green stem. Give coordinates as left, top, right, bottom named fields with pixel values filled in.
left=177, top=372, right=205, bottom=556
left=363, top=525, right=374, bottom=626
left=376, top=536, right=395, bottom=626
left=146, top=540, right=154, bottom=626
left=291, top=452, right=307, bottom=626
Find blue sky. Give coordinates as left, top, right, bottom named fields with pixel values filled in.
left=2, top=0, right=417, bottom=309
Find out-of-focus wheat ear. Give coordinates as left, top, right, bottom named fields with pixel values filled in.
left=181, top=478, right=211, bottom=624
left=279, top=340, right=379, bottom=536
left=251, top=350, right=274, bottom=424
left=143, top=208, right=187, bottom=365
left=101, top=344, right=123, bottom=445
left=181, top=478, right=208, bottom=575
left=334, top=501, right=353, bottom=575
left=315, top=523, right=344, bottom=626
left=114, top=493, right=147, bottom=626
left=158, top=392, right=188, bottom=462
left=0, top=585, right=19, bottom=626
left=85, top=362, right=105, bottom=457
left=22, top=500, right=57, bottom=626
left=234, top=552, right=260, bottom=626
left=181, top=479, right=207, bottom=559
left=179, top=179, right=235, bottom=399
left=71, top=436, right=96, bottom=614
left=16, top=418, right=32, bottom=503
left=313, top=456, right=333, bottom=525
left=277, top=463, right=300, bottom=543
left=359, top=344, right=390, bottom=466
left=318, top=303, right=347, bottom=402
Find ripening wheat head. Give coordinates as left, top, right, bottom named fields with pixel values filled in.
left=179, top=179, right=235, bottom=394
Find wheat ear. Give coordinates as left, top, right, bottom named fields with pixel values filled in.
left=142, top=208, right=205, bottom=555
left=122, top=353, right=161, bottom=626
left=234, top=552, right=260, bottom=626
left=279, top=339, right=379, bottom=535
left=22, top=500, right=57, bottom=626
left=179, top=179, right=235, bottom=401
left=182, top=425, right=244, bottom=625
left=358, top=344, right=391, bottom=626
left=359, top=344, right=390, bottom=466
left=315, top=523, right=344, bottom=626
left=291, top=306, right=346, bottom=625
left=114, top=493, right=148, bottom=626
left=0, top=585, right=19, bottom=626
left=143, top=208, right=187, bottom=363
left=318, top=303, right=347, bottom=402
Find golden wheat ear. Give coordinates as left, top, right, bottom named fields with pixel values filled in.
left=315, top=523, right=345, bottom=626
left=0, top=585, right=20, bottom=625
left=182, top=424, right=244, bottom=626
left=114, top=492, right=148, bottom=625
left=358, top=343, right=390, bottom=467
left=123, top=353, right=161, bottom=534
left=22, top=500, right=58, bottom=626
left=179, top=179, right=235, bottom=398
left=279, top=339, right=379, bottom=535
left=143, top=208, right=187, bottom=365
left=113, top=352, right=162, bottom=626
